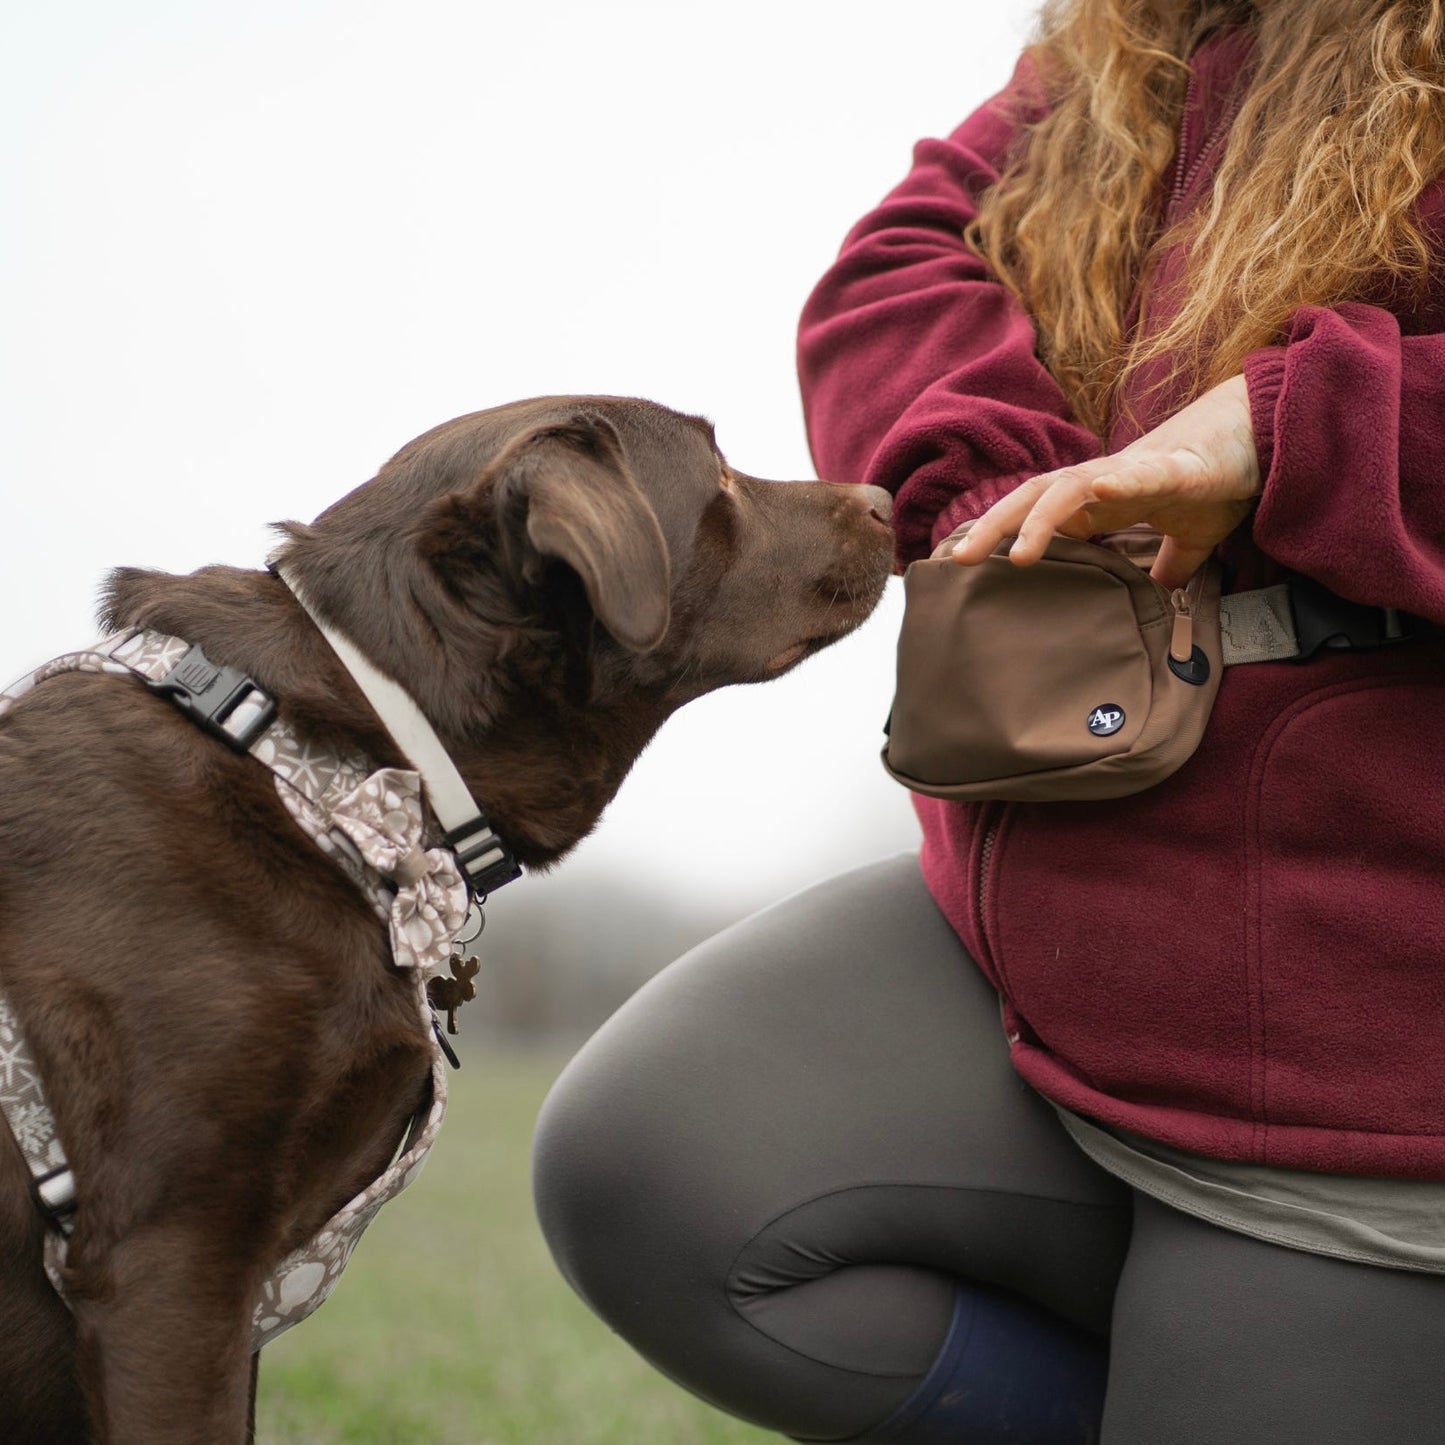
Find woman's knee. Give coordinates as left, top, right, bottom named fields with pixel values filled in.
left=534, top=1033, right=958, bottom=1441
left=531, top=856, right=1133, bottom=1439
left=531, top=976, right=726, bottom=1329
left=533, top=857, right=943, bottom=1290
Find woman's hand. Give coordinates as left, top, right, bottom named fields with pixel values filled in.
left=949, top=375, right=1262, bottom=589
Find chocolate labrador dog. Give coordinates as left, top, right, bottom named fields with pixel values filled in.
left=0, top=396, right=892, bottom=1443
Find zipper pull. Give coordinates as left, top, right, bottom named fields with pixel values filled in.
left=1169, top=588, right=1194, bottom=664
left=1166, top=584, right=1211, bottom=686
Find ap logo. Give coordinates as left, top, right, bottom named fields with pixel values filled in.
left=1087, top=705, right=1126, bottom=737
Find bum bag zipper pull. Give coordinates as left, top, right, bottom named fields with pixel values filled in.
left=1169, top=587, right=1194, bottom=664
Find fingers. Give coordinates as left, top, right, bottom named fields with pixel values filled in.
left=1149, top=535, right=1211, bottom=591
left=948, top=376, right=1260, bottom=573
left=1009, top=468, right=1110, bottom=563
left=947, top=477, right=1044, bottom=564
left=1149, top=496, right=1255, bottom=587
left=952, top=457, right=1152, bottom=566
left=950, top=449, right=1248, bottom=578
left=950, top=463, right=1111, bottom=566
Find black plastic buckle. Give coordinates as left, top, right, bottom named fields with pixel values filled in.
left=1289, top=578, right=1407, bottom=660
left=146, top=644, right=277, bottom=752
left=445, top=814, right=521, bottom=899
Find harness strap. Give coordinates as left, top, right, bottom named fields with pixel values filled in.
left=0, top=997, right=76, bottom=1235
left=0, top=630, right=458, bottom=1350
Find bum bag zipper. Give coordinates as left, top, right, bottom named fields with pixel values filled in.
left=1170, top=585, right=1195, bottom=664
left=1169, top=563, right=1212, bottom=667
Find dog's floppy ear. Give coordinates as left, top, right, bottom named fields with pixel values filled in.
left=496, top=414, right=671, bottom=652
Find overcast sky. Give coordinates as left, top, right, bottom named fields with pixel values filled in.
left=2, top=0, right=1038, bottom=917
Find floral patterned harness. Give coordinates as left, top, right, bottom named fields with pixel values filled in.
left=0, top=628, right=485, bottom=1348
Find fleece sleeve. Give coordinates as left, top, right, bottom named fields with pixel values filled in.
left=797, top=59, right=1102, bottom=565
left=1244, top=301, right=1445, bottom=625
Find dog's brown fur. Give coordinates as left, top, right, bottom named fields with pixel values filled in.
left=0, top=396, right=891, bottom=1443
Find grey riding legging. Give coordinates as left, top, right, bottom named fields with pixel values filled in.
left=532, top=854, right=1445, bottom=1444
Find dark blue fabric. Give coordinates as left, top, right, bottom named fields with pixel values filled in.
left=857, top=1284, right=1107, bottom=1443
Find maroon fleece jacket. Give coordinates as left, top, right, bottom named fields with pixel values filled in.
left=799, top=28, right=1445, bottom=1177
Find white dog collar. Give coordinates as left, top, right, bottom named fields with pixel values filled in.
left=271, top=559, right=521, bottom=899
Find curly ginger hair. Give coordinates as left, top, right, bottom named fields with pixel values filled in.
left=968, top=0, right=1445, bottom=435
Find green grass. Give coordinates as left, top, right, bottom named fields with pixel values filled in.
left=256, top=1047, right=775, bottom=1445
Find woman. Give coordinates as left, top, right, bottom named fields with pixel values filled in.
left=532, top=2, right=1445, bottom=1440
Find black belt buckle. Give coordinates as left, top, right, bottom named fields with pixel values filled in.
left=1289, top=577, right=1411, bottom=659
left=146, top=644, right=277, bottom=752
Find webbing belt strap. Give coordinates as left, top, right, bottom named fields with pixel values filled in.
left=1219, top=581, right=1442, bottom=667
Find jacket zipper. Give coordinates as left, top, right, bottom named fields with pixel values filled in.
left=1168, top=71, right=1198, bottom=218
left=978, top=811, right=999, bottom=915
left=975, top=801, right=1003, bottom=970
left=1168, top=69, right=1245, bottom=226
left=981, top=64, right=1226, bottom=1024
left=976, top=802, right=1021, bottom=1043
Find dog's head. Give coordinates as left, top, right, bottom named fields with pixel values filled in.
left=276, top=397, right=892, bottom=860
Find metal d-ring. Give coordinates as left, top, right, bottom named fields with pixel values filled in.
left=454, top=900, right=486, bottom=949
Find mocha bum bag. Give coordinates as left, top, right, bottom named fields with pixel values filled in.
left=883, top=523, right=1439, bottom=803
